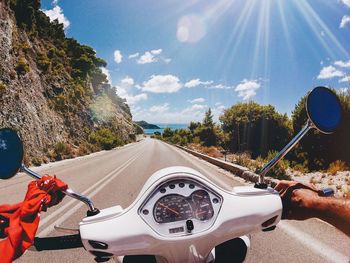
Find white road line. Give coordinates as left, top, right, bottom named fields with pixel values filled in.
left=37, top=150, right=144, bottom=236
left=278, top=221, right=349, bottom=263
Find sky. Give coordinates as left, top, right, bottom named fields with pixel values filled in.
left=41, top=0, right=350, bottom=124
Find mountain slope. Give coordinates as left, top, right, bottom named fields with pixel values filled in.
left=0, top=0, right=135, bottom=165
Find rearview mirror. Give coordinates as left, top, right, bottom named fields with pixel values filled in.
left=0, top=128, right=24, bottom=179
left=306, top=86, right=342, bottom=134
left=256, top=86, right=342, bottom=188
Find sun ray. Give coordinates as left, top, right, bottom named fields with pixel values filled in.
left=294, top=1, right=349, bottom=60
left=277, top=0, right=294, bottom=58
left=214, top=0, right=256, bottom=75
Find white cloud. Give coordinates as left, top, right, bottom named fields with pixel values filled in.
left=114, top=50, right=122, bottom=64
left=334, top=60, right=350, bottom=68
left=151, top=49, right=162, bottom=55
left=340, top=15, right=350, bottom=28
left=317, top=65, right=344, bottom=79
left=128, top=53, right=139, bottom=59
left=132, top=49, right=170, bottom=64
left=189, top=104, right=206, bottom=111
left=140, top=74, right=182, bottom=93
left=149, top=103, right=170, bottom=113
left=52, top=0, right=59, bottom=5
left=163, top=58, right=172, bottom=64
left=137, top=51, right=156, bottom=64
left=209, top=84, right=234, bottom=90
left=100, top=67, right=111, bottom=84
left=134, top=104, right=206, bottom=123
left=188, top=97, right=206, bottom=103
left=43, top=6, right=70, bottom=29
left=341, top=0, right=350, bottom=8
left=117, top=86, right=147, bottom=105
left=184, top=79, right=213, bottom=88
left=115, top=76, right=147, bottom=105
left=234, top=79, right=261, bottom=100
left=124, top=93, right=148, bottom=105
left=121, top=76, right=134, bottom=87
left=339, top=76, right=349, bottom=83
left=320, top=31, right=325, bottom=37
left=137, top=49, right=162, bottom=64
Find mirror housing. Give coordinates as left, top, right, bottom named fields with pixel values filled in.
left=306, top=86, right=342, bottom=134
left=0, top=128, right=24, bottom=180
left=256, top=86, right=342, bottom=188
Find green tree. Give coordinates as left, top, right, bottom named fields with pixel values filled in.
left=162, top=127, right=174, bottom=140
left=188, top=121, right=201, bottom=134
left=89, top=128, right=121, bottom=150
left=203, top=108, right=214, bottom=127
left=220, top=102, right=292, bottom=158
left=291, top=89, right=350, bottom=170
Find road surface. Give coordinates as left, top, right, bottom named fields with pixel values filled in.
left=1, top=138, right=349, bottom=262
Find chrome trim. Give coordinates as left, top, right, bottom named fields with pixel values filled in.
left=258, top=119, right=314, bottom=184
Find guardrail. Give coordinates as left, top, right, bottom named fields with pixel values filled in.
left=175, top=145, right=279, bottom=187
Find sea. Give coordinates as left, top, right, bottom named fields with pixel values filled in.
left=144, top=123, right=188, bottom=135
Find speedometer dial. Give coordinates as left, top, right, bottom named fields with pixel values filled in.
left=153, top=194, right=193, bottom=223
left=191, top=190, right=214, bottom=221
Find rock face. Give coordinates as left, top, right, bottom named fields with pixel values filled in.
left=0, top=1, right=134, bottom=163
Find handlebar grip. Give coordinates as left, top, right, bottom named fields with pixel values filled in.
left=34, top=234, right=83, bottom=251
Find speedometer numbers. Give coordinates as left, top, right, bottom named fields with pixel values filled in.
left=153, top=190, right=215, bottom=223
left=192, top=190, right=214, bottom=221
left=154, top=195, right=193, bottom=223
left=139, top=179, right=222, bottom=236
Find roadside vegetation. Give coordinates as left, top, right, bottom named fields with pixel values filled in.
left=153, top=88, right=350, bottom=183
left=5, top=0, right=135, bottom=166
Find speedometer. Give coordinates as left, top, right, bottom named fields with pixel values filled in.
left=153, top=194, right=193, bottom=223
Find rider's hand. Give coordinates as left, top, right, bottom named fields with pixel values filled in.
left=274, top=180, right=323, bottom=220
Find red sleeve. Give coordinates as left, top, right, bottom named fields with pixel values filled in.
left=0, top=176, right=67, bottom=263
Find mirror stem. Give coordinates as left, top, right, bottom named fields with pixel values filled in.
left=255, top=120, right=314, bottom=188
left=20, top=164, right=99, bottom=215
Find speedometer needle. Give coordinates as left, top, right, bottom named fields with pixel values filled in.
left=159, top=203, right=179, bottom=215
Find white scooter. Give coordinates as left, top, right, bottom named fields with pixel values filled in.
left=0, top=86, right=342, bottom=262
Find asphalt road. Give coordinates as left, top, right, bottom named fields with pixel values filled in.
left=1, top=138, right=350, bottom=263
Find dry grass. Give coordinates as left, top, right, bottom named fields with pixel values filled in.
left=327, top=160, right=348, bottom=175
left=188, top=143, right=223, bottom=158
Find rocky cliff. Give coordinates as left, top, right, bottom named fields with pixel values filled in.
left=0, top=0, right=135, bottom=165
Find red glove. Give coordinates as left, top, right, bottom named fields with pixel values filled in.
left=0, top=175, right=68, bottom=263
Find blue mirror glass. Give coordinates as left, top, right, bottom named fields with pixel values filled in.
left=306, top=87, right=342, bottom=134
left=0, top=128, right=23, bottom=179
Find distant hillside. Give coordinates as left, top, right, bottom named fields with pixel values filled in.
left=0, top=0, right=136, bottom=165
left=135, top=121, right=160, bottom=129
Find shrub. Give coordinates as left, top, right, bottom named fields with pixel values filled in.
left=201, top=146, right=222, bottom=158
left=53, top=142, right=74, bottom=161
left=0, top=82, right=6, bottom=94
left=31, top=156, right=42, bottom=166
left=235, top=152, right=252, bottom=168
left=263, top=151, right=291, bottom=180
left=36, top=52, right=51, bottom=71
left=89, top=128, right=122, bottom=150
left=77, top=141, right=98, bottom=156
left=327, top=160, right=348, bottom=175
left=16, top=57, right=30, bottom=74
